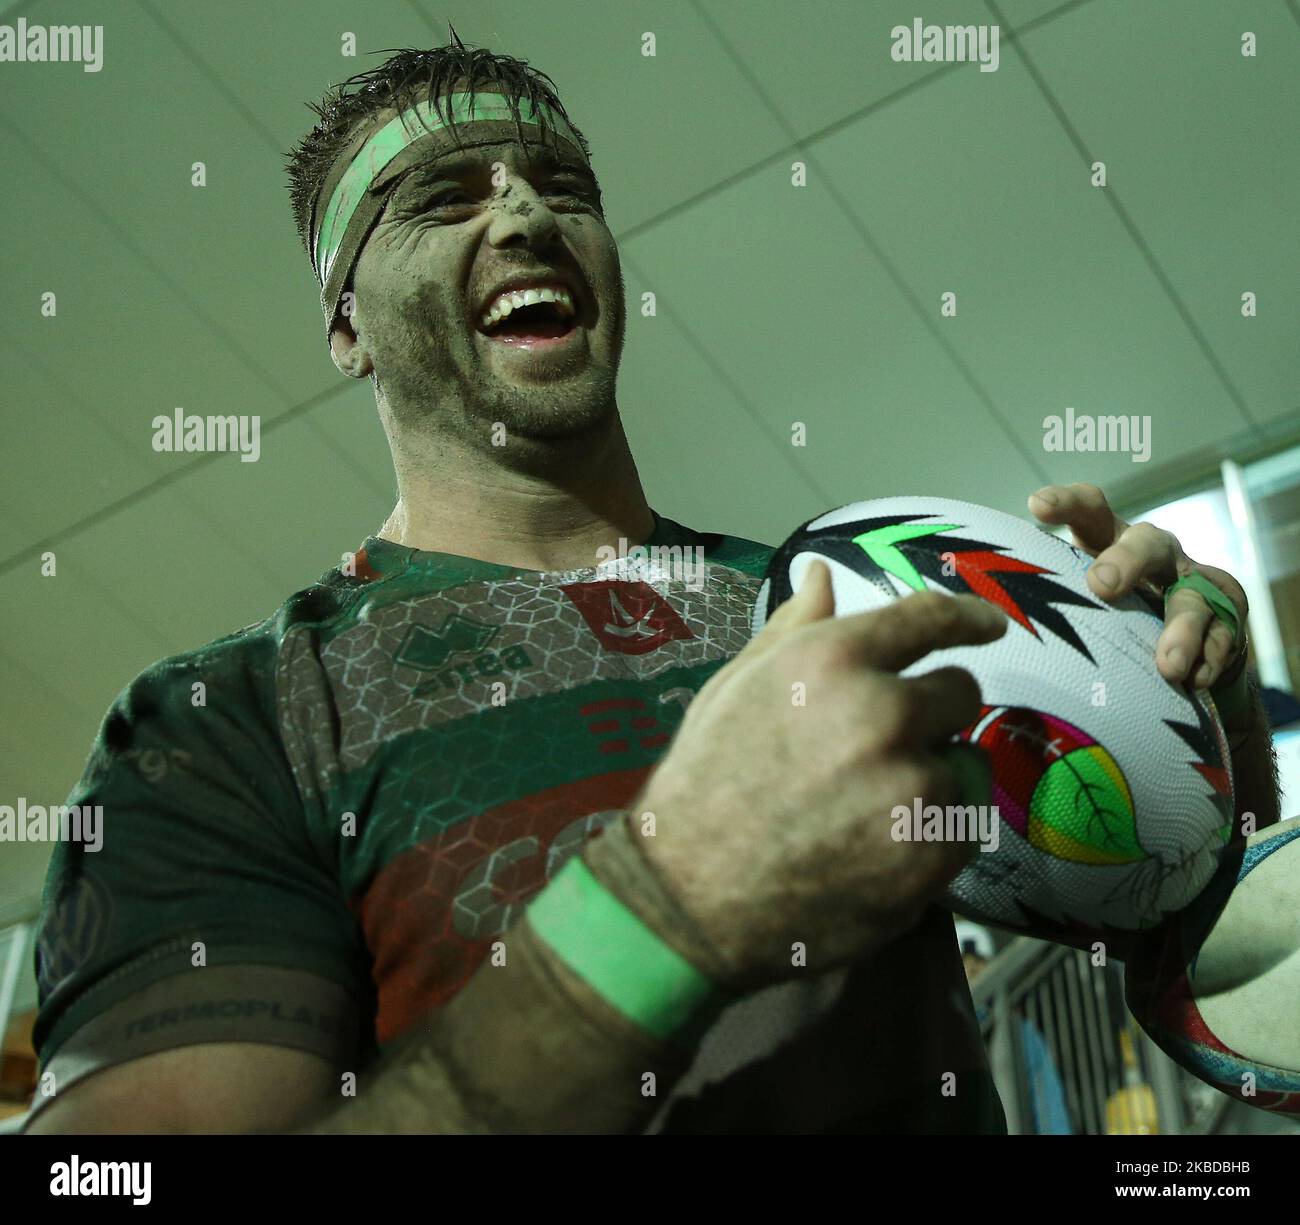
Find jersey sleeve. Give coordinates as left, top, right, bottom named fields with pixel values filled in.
left=28, top=628, right=371, bottom=1115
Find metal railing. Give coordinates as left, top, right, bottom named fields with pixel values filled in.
left=970, top=936, right=1230, bottom=1135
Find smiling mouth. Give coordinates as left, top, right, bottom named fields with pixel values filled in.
left=479, top=300, right=578, bottom=343
left=475, top=296, right=586, bottom=355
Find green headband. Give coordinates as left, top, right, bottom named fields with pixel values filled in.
left=311, top=91, right=588, bottom=335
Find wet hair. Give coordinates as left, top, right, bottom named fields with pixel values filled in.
left=284, top=25, right=594, bottom=259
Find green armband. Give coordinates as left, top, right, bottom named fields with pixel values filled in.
left=527, top=856, right=721, bottom=1042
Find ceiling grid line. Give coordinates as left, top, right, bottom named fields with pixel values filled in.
left=0, top=116, right=390, bottom=509
left=690, top=0, right=1053, bottom=484
left=618, top=247, right=839, bottom=510
left=0, top=382, right=355, bottom=579
left=2, top=0, right=1090, bottom=557
left=985, top=0, right=1261, bottom=436
left=133, top=0, right=396, bottom=503
left=2, top=1, right=1287, bottom=573
left=617, top=0, right=1097, bottom=246
left=10, top=341, right=287, bottom=594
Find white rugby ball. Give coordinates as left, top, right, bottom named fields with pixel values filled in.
left=752, top=497, right=1235, bottom=940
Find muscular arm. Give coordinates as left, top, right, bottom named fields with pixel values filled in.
left=305, top=815, right=723, bottom=1134
left=26, top=925, right=680, bottom=1136
left=24, top=1044, right=337, bottom=1134
left=27, top=818, right=717, bottom=1135
left=302, top=919, right=686, bottom=1133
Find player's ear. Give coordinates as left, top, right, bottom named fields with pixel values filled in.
left=329, top=306, right=373, bottom=379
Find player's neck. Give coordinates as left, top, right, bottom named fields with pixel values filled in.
left=377, top=414, right=655, bottom=573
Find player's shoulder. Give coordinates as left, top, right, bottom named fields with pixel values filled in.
left=114, top=562, right=357, bottom=715
left=658, top=513, right=775, bottom=580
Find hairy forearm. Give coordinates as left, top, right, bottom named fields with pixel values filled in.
left=301, top=923, right=678, bottom=1133
left=301, top=815, right=722, bottom=1134
left=1225, top=679, right=1280, bottom=834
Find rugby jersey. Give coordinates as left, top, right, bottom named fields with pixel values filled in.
left=31, top=511, right=1003, bottom=1133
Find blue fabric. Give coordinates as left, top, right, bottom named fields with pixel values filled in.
left=1021, top=1019, right=1073, bottom=1135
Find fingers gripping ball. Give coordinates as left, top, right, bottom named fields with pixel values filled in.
left=753, top=497, right=1235, bottom=940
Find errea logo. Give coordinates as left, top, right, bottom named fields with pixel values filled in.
left=50, top=1156, right=151, bottom=1205
left=396, top=613, right=533, bottom=696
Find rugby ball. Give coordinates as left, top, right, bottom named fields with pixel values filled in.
left=1125, top=820, right=1300, bottom=1116
left=752, top=497, right=1235, bottom=940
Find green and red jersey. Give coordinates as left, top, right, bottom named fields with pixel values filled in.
left=31, top=511, right=1003, bottom=1132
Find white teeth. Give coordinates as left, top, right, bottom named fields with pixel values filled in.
left=480, top=285, right=576, bottom=329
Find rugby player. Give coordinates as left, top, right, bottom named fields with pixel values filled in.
left=26, top=39, right=1278, bottom=1135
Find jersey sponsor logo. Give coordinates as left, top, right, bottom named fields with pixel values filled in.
left=395, top=612, right=533, bottom=696
left=397, top=612, right=500, bottom=668
left=560, top=580, right=694, bottom=655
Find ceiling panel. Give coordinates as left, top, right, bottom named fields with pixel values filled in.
left=618, top=165, right=1047, bottom=538
left=444, top=0, right=791, bottom=234
left=137, top=0, right=445, bottom=145
left=1007, top=0, right=1300, bottom=430
left=612, top=259, right=830, bottom=546
left=811, top=38, right=1256, bottom=494
left=0, top=548, right=166, bottom=741
left=176, top=400, right=392, bottom=598
left=989, top=0, right=1093, bottom=25
left=1, top=140, right=279, bottom=549
left=708, top=0, right=1086, bottom=138
left=297, top=382, right=399, bottom=518
left=0, top=649, right=85, bottom=919
left=3, top=0, right=350, bottom=408
left=0, top=491, right=46, bottom=543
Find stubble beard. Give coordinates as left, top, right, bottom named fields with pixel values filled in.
left=380, top=293, right=624, bottom=448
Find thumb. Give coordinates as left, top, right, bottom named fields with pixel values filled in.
left=760, top=558, right=836, bottom=636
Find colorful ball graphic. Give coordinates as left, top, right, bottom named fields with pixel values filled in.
left=962, top=706, right=1141, bottom=867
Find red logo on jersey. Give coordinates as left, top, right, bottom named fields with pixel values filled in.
left=560, top=581, right=694, bottom=655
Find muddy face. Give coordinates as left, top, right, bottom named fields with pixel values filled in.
left=344, top=137, right=626, bottom=447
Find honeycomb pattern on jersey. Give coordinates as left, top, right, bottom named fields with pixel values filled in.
left=275, top=556, right=761, bottom=802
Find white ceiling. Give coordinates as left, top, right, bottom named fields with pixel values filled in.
left=2, top=0, right=1298, bottom=917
